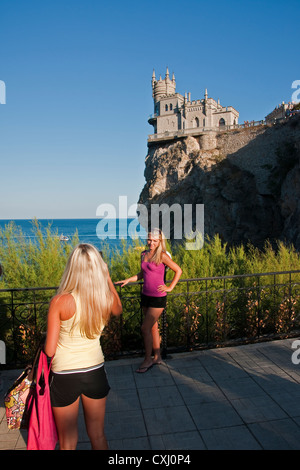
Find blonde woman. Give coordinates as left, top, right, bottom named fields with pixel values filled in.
left=44, top=244, right=122, bottom=450
left=116, top=229, right=182, bottom=373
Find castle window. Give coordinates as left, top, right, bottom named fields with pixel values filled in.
left=219, top=118, right=226, bottom=127
left=192, top=117, right=199, bottom=128
left=165, top=104, right=168, bottom=111
left=170, top=104, right=173, bottom=111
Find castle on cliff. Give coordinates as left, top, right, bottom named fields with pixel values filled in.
left=148, top=68, right=239, bottom=141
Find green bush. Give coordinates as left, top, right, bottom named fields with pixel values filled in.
left=1, top=222, right=299, bottom=290
left=0, top=219, right=79, bottom=289
left=1, top=220, right=300, bottom=363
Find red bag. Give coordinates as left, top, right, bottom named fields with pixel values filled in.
left=27, top=350, right=58, bottom=450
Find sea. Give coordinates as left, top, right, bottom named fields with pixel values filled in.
left=0, top=218, right=147, bottom=255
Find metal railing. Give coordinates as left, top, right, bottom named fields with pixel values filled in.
left=0, top=286, right=57, bottom=366
left=1, top=270, right=300, bottom=366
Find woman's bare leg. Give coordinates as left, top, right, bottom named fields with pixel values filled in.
left=52, top=398, right=80, bottom=450
left=139, top=307, right=164, bottom=370
left=81, top=394, right=108, bottom=450
left=152, top=320, right=162, bottom=364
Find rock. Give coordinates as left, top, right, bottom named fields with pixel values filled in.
left=139, top=116, right=300, bottom=249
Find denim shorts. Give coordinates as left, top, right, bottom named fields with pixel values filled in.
left=50, top=364, right=110, bottom=407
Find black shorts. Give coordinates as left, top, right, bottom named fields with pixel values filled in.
left=141, top=293, right=167, bottom=309
left=50, top=365, right=110, bottom=407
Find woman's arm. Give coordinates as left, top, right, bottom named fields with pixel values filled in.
left=44, top=296, right=62, bottom=358
left=157, top=253, right=182, bottom=293
left=115, top=271, right=143, bottom=288
left=107, top=271, right=123, bottom=316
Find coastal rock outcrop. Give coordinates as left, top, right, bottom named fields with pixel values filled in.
left=138, top=115, right=300, bottom=249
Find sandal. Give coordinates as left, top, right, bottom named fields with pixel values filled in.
left=135, top=364, right=153, bottom=373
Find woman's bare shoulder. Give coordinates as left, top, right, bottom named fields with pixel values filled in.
left=50, top=293, right=76, bottom=320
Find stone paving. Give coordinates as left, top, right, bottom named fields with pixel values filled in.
left=1, top=337, right=300, bottom=450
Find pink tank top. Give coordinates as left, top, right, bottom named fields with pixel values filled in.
left=141, top=252, right=166, bottom=297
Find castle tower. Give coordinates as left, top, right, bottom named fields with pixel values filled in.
left=152, top=67, right=176, bottom=103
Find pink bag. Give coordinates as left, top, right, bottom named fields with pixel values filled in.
left=27, top=350, right=58, bottom=450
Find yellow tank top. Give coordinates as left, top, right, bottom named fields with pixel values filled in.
left=51, top=292, right=105, bottom=373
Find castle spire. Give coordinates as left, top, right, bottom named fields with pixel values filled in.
left=152, top=69, right=156, bottom=88
left=165, top=67, right=169, bottom=79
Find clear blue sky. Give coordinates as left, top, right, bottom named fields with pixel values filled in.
left=0, top=0, right=299, bottom=219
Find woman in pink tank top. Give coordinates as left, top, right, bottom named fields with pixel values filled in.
left=116, top=229, right=182, bottom=373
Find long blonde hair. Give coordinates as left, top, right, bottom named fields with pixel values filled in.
left=148, top=228, right=167, bottom=265
left=57, top=243, right=113, bottom=338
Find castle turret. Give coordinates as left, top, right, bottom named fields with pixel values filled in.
left=152, top=67, right=176, bottom=103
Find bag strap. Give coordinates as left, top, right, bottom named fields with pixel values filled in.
left=27, top=344, right=43, bottom=382
left=36, top=350, right=52, bottom=388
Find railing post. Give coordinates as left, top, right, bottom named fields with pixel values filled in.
left=11, top=290, right=17, bottom=364
left=118, top=284, right=124, bottom=352
left=161, top=307, right=167, bottom=359
left=256, top=275, right=261, bottom=338
left=273, top=273, right=276, bottom=331
left=185, top=279, right=191, bottom=351
left=289, top=271, right=292, bottom=329
left=33, top=289, right=38, bottom=335
left=223, top=277, right=227, bottom=342
left=205, top=279, right=209, bottom=344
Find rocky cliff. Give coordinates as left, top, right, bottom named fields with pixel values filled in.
left=138, top=115, right=300, bottom=249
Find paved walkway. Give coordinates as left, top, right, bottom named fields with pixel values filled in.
left=1, top=337, right=300, bottom=450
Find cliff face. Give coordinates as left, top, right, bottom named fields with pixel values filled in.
left=138, top=116, right=300, bottom=249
